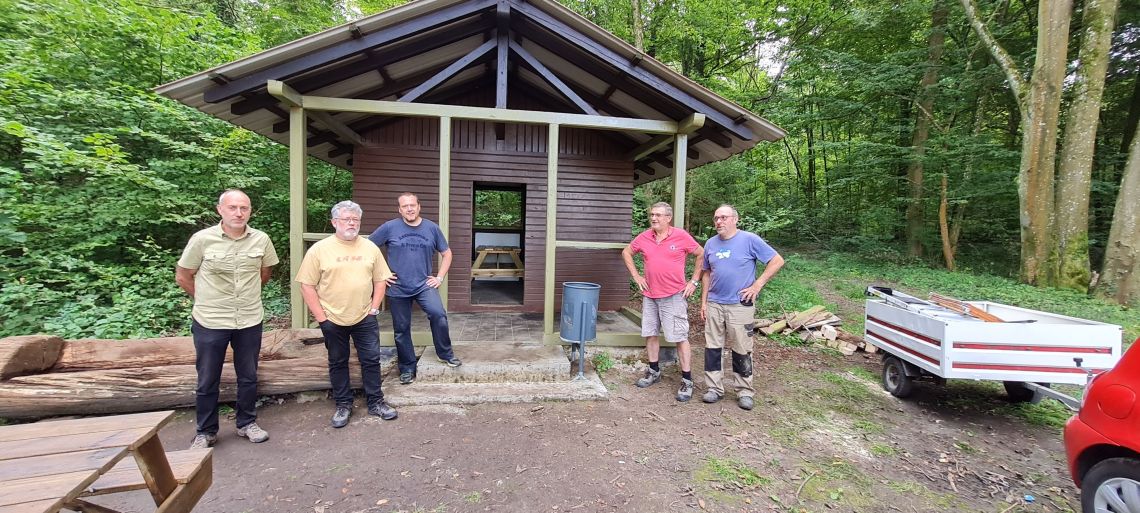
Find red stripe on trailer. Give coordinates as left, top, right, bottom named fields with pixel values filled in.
left=951, top=342, right=1112, bottom=354
left=866, top=315, right=942, bottom=347
left=952, top=362, right=1109, bottom=374
left=866, top=329, right=940, bottom=365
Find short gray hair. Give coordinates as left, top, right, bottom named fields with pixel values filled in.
left=330, top=200, right=362, bottom=219
left=717, top=204, right=739, bottom=217
left=649, top=202, right=673, bottom=216
left=217, top=188, right=248, bottom=205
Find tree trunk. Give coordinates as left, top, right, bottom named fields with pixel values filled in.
left=960, top=0, right=1073, bottom=286
left=631, top=0, right=644, bottom=51
left=1055, top=0, right=1119, bottom=292
left=1096, top=122, right=1140, bottom=307
left=906, top=0, right=949, bottom=259
left=938, top=173, right=955, bottom=270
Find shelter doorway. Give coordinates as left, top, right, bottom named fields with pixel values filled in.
left=470, top=184, right=525, bottom=305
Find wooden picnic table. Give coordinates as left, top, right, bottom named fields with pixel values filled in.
left=0, top=410, right=212, bottom=513
left=471, top=246, right=524, bottom=278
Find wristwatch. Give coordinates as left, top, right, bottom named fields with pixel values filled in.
left=690, top=280, right=700, bottom=286
left=369, top=308, right=380, bottom=316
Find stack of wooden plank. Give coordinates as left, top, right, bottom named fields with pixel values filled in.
left=754, top=306, right=878, bottom=356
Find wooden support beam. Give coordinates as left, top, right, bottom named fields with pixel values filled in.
left=554, top=241, right=626, bottom=250
left=399, top=36, right=498, bottom=103
left=543, top=124, right=559, bottom=337
left=672, top=133, right=688, bottom=228
left=508, top=40, right=596, bottom=115
left=289, top=106, right=308, bottom=329
left=203, top=0, right=497, bottom=103
left=438, top=116, right=451, bottom=307
left=495, top=0, right=509, bottom=108
left=309, top=111, right=364, bottom=147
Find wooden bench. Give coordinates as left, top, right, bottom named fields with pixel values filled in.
left=471, top=247, right=523, bottom=278
left=74, top=449, right=212, bottom=513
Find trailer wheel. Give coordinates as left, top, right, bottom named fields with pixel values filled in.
left=1003, top=381, right=1047, bottom=404
left=882, top=356, right=914, bottom=398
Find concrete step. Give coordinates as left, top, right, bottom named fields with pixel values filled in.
left=383, top=373, right=608, bottom=406
left=408, top=342, right=571, bottom=384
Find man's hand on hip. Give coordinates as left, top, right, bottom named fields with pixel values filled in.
left=426, top=276, right=442, bottom=288
left=632, top=275, right=648, bottom=292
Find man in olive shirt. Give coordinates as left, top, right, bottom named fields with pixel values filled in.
left=297, top=200, right=398, bottom=428
left=176, top=189, right=278, bottom=449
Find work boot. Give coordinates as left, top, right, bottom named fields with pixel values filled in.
left=738, top=396, right=755, bottom=411
left=676, top=378, right=694, bottom=402
left=438, top=356, right=463, bottom=367
left=636, top=368, right=661, bottom=388
left=702, top=390, right=722, bottom=404
left=331, top=406, right=351, bottom=428
left=236, top=422, right=269, bottom=443
left=368, top=402, right=398, bottom=420
left=189, top=433, right=216, bottom=449
left=399, top=371, right=416, bottom=385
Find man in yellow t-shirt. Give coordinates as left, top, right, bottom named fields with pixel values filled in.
left=176, top=189, right=278, bottom=449
left=297, top=200, right=397, bottom=428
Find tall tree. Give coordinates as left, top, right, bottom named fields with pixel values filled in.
left=1097, top=122, right=1140, bottom=306
left=906, top=0, right=950, bottom=258
left=631, top=0, right=644, bottom=51
left=960, top=0, right=1074, bottom=285
left=1055, top=0, right=1120, bottom=292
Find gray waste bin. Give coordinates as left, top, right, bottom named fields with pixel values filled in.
left=559, top=282, right=600, bottom=344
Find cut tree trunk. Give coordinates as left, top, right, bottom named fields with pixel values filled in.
left=51, top=329, right=324, bottom=371
left=0, top=336, right=64, bottom=379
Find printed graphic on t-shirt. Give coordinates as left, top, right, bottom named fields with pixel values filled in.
left=716, top=249, right=731, bottom=259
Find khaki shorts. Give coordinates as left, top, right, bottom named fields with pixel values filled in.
left=641, top=292, right=690, bottom=343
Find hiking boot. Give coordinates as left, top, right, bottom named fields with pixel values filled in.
left=236, top=422, right=269, bottom=443
left=399, top=371, right=416, bottom=385
left=331, top=406, right=351, bottom=428
left=368, top=402, right=398, bottom=420
left=439, top=356, right=462, bottom=367
left=676, top=378, right=694, bottom=402
left=636, top=368, right=662, bottom=388
left=189, top=433, right=216, bottom=449
left=702, top=390, right=722, bottom=404
left=738, top=396, right=755, bottom=411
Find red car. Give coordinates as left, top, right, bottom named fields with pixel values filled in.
left=1065, top=337, right=1140, bottom=512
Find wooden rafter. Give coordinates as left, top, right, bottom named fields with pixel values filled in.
left=399, top=35, right=498, bottom=103
left=508, top=40, right=596, bottom=115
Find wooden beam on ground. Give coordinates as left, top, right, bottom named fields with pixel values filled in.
left=543, top=123, right=559, bottom=337
left=399, top=36, right=498, bottom=103
left=289, top=106, right=308, bottom=328
left=508, top=40, right=596, bottom=115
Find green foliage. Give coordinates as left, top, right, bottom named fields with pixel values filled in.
left=591, top=351, right=615, bottom=373
left=696, top=456, right=770, bottom=488
left=474, top=189, right=523, bottom=228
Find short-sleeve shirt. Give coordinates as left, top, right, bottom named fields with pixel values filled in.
left=295, top=235, right=393, bottom=326
left=628, top=228, right=701, bottom=299
left=701, top=230, right=778, bottom=305
left=368, top=218, right=449, bottom=298
left=178, top=224, right=279, bottom=329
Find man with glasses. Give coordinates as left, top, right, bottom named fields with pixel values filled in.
left=369, top=192, right=462, bottom=386
left=176, top=189, right=277, bottom=449
left=622, top=202, right=703, bottom=401
left=297, top=200, right=398, bottom=427
left=699, top=204, right=784, bottom=410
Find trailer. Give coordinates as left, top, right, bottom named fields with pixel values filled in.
left=864, top=287, right=1123, bottom=409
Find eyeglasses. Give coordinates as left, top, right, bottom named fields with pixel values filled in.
left=648, top=213, right=671, bottom=218
left=333, top=217, right=361, bottom=224
left=713, top=215, right=736, bottom=221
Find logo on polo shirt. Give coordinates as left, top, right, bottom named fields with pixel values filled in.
left=716, top=249, right=731, bottom=259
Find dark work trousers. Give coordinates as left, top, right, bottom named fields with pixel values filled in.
left=320, top=314, right=385, bottom=408
left=192, top=320, right=262, bottom=436
left=389, top=287, right=454, bottom=375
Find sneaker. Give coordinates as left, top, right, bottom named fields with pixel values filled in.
left=676, top=379, right=694, bottom=402
left=331, top=406, right=351, bottom=428
left=738, top=396, right=755, bottom=411
left=236, top=422, right=269, bottom=443
left=702, top=390, right=722, bottom=404
left=439, top=356, right=462, bottom=367
left=636, top=368, right=662, bottom=388
left=399, top=371, right=416, bottom=385
left=368, top=402, right=398, bottom=420
left=189, top=433, right=216, bottom=449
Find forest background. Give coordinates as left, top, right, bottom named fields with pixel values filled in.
left=1, top=0, right=1138, bottom=339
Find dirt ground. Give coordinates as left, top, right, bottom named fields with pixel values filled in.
left=88, top=294, right=1081, bottom=513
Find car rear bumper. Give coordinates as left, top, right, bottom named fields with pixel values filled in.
left=1065, top=414, right=1115, bottom=486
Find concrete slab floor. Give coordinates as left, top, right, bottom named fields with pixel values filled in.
left=381, top=311, right=640, bottom=344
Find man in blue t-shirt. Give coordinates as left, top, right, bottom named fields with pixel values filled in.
left=699, top=204, right=784, bottom=410
left=368, top=192, right=462, bottom=384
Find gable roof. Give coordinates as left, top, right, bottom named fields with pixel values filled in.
left=155, top=0, right=785, bottom=184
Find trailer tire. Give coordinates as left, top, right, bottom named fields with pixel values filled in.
left=882, top=356, right=914, bottom=398
left=1003, top=381, right=1047, bottom=404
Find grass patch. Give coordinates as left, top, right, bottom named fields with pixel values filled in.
left=853, top=419, right=885, bottom=435
left=870, top=444, right=896, bottom=457
left=953, top=441, right=979, bottom=454
left=799, top=461, right=874, bottom=508
left=847, top=367, right=878, bottom=383
left=463, top=491, right=482, bottom=503
left=695, top=456, right=771, bottom=489
left=1001, top=400, right=1073, bottom=429
left=591, top=351, right=615, bottom=374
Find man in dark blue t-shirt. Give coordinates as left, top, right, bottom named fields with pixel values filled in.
left=368, top=193, right=462, bottom=384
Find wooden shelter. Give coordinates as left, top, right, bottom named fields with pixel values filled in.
left=156, top=0, right=784, bottom=344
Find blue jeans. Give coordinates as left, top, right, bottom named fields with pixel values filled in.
left=389, top=287, right=454, bottom=374
left=319, top=315, right=385, bottom=407
left=192, top=320, right=261, bottom=435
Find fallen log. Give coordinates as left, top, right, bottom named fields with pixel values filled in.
left=52, top=329, right=326, bottom=371
left=0, top=335, right=64, bottom=379
left=0, top=357, right=362, bottom=419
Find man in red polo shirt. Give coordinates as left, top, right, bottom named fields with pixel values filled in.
left=622, top=202, right=704, bottom=401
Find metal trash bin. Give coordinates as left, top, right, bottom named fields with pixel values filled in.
left=560, top=282, right=600, bottom=379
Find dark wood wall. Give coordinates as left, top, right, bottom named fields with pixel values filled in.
left=352, top=99, right=634, bottom=313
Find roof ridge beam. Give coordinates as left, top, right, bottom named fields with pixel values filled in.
left=508, top=40, right=596, bottom=115
left=204, top=0, right=498, bottom=103
left=509, top=0, right=753, bottom=141
left=399, top=35, right=498, bottom=103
